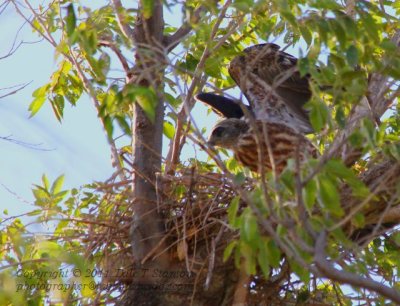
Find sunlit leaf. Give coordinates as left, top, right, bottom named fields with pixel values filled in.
left=318, top=175, right=343, bottom=216
left=163, top=121, right=175, bottom=139
left=51, top=175, right=65, bottom=195
left=141, top=0, right=154, bottom=18
left=65, top=4, right=76, bottom=37
left=223, top=241, right=237, bottom=262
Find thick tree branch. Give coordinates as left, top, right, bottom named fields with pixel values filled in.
left=315, top=231, right=400, bottom=304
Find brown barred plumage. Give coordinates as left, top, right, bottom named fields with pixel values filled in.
left=208, top=118, right=317, bottom=173
left=228, top=43, right=314, bottom=134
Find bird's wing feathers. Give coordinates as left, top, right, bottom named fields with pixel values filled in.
left=195, top=92, right=252, bottom=119
left=228, top=43, right=312, bottom=131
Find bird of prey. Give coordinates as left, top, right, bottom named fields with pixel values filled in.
left=196, top=43, right=314, bottom=134
left=196, top=43, right=320, bottom=173
left=207, top=118, right=317, bottom=173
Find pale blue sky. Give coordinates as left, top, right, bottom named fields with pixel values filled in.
left=0, top=2, right=114, bottom=216
left=0, top=1, right=218, bottom=217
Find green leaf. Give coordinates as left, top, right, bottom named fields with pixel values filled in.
left=32, top=84, right=49, bottom=98
left=352, top=212, right=365, bottom=228
left=233, top=172, right=246, bottom=185
left=116, top=116, right=131, bottom=136
left=303, top=179, right=317, bottom=212
left=36, top=240, right=63, bottom=258
left=223, top=241, right=237, bottom=262
left=318, top=175, right=343, bottom=216
left=299, top=24, right=312, bottom=46
left=125, top=85, right=157, bottom=123
left=42, top=174, right=50, bottom=190
left=298, top=57, right=309, bottom=77
left=226, top=157, right=238, bottom=172
left=241, top=242, right=256, bottom=275
left=346, top=45, right=358, bottom=66
left=360, top=12, right=379, bottom=42
left=50, top=94, right=65, bottom=121
left=232, top=0, right=252, bottom=12
left=51, top=175, right=65, bottom=195
left=291, top=260, right=310, bottom=283
left=265, top=238, right=281, bottom=268
left=163, top=121, right=175, bottom=139
left=309, top=100, right=329, bottom=131
left=141, top=0, right=154, bottom=18
left=258, top=241, right=270, bottom=277
left=27, top=209, right=42, bottom=217
left=29, top=96, right=47, bottom=118
left=242, top=208, right=258, bottom=243
left=329, top=19, right=346, bottom=47
left=65, top=4, right=77, bottom=37
left=324, top=160, right=369, bottom=197
left=103, top=115, right=114, bottom=138
left=228, top=196, right=240, bottom=227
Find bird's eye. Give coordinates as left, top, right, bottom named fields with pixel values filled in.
left=212, top=126, right=225, bottom=137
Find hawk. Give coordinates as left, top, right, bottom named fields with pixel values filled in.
left=196, top=43, right=319, bottom=173
left=207, top=118, right=317, bottom=173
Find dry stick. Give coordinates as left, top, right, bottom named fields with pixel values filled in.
left=314, top=231, right=400, bottom=304
left=140, top=231, right=172, bottom=264
left=204, top=225, right=224, bottom=289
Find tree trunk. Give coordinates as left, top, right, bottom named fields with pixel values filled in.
left=120, top=1, right=170, bottom=304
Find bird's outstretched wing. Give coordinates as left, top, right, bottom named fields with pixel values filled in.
left=195, top=92, right=252, bottom=119
left=228, top=43, right=313, bottom=133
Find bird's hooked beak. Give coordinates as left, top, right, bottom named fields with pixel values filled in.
left=206, top=139, right=216, bottom=147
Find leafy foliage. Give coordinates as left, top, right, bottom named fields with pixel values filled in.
left=2, top=0, right=400, bottom=305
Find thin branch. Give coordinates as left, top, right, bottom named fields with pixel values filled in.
left=0, top=134, right=53, bottom=151
left=16, top=0, right=58, bottom=47
left=98, top=39, right=131, bottom=75
left=110, top=0, right=134, bottom=42
left=163, top=4, right=208, bottom=52
left=0, top=81, right=31, bottom=99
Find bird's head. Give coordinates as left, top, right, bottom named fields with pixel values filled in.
left=207, top=118, right=249, bottom=149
